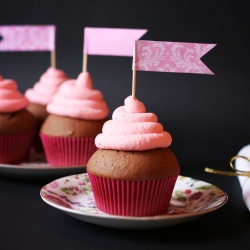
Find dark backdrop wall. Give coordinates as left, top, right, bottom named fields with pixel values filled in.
left=1, top=0, right=249, bottom=174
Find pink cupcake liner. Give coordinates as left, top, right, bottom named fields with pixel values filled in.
left=0, top=131, right=36, bottom=164
left=88, top=172, right=178, bottom=216
left=40, top=134, right=97, bottom=166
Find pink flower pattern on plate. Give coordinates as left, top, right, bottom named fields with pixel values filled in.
left=41, top=173, right=227, bottom=216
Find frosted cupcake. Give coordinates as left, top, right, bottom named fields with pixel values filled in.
left=87, top=95, right=180, bottom=216
left=25, top=67, right=69, bottom=123
left=25, top=67, right=69, bottom=153
left=40, top=71, right=109, bottom=166
left=0, top=76, right=37, bottom=163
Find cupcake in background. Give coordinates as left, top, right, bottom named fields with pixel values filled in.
left=87, top=95, right=180, bottom=217
left=40, top=71, right=109, bottom=167
left=0, top=75, right=37, bottom=164
left=25, top=67, right=69, bottom=154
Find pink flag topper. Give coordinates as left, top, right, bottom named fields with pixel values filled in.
left=133, top=40, right=216, bottom=75
left=84, top=27, right=147, bottom=56
left=0, top=25, right=56, bottom=51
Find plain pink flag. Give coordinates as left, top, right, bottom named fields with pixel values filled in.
left=83, top=27, right=147, bottom=56
left=133, top=40, right=216, bottom=75
left=0, top=25, right=56, bottom=51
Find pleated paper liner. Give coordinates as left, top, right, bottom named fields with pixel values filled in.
left=88, top=172, right=178, bottom=217
left=40, top=134, right=97, bottom=166
left=0, top=130, right=36, bottom=164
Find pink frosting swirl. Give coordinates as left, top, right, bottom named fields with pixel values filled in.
left=95, top=95, right=172, bottom=151
left=0, top=76, right=29, bottom=112
left=25, top=67, right=68, bottom=105
left=47, top=72, right=109, bottom=120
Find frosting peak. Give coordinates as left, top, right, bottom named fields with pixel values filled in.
left=25, top=67, right=68, bottom=105
left=75, top=72, right=93, bottom=89
left=47, top=71, right=109, bottom=120
left=0, top=77, right=29, bottom=112
left=124, top=96, right=146, bottom=113
left=95, top=95, right=172, bottom=151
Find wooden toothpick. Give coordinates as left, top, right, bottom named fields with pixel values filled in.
left=132, top=69, right=136, bottom=98
left=82, top=53, right=88, bottom=72
left=50, top=50, right=56, bottom=68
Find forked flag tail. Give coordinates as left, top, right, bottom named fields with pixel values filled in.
left=132, top=40, right=216, bottom=97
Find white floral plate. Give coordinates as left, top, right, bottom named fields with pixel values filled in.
left=0, top=162, right=86, bottom=178
left=0, top=154, right=85, bottom=178
left=40, top=173, right=228, bottom=230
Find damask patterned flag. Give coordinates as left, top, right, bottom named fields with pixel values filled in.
left=132, top=40, right=216, bottom=75
left=84, top=27, right=147, bottom=56
left=0, top=25, right=56, bottom=51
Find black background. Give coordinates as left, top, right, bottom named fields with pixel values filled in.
left=1, top=0, right=250, bottom=174
left=1, top=1, right=250, bottom=250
